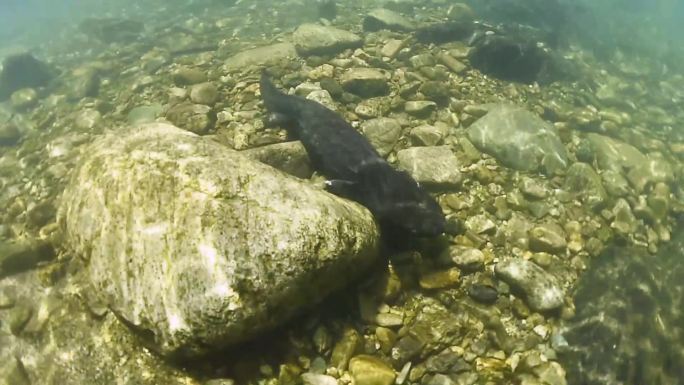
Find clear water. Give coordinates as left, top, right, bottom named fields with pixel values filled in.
left=0, top=1, right=683, bottom=384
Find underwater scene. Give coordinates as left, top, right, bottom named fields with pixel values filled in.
left=0, top=0, right=683, bottom=384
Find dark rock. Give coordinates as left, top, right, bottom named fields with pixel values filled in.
left=468, top=283, right=498, bottom=304
left=469, top=34, right=547, bottom=84
left=414, top=20, right=475, bottom=44
left=0, top=53, right=55, bottom=101
left=0, top=239, right=55, bottom=278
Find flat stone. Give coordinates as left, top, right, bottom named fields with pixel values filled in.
left=339, top=68, right=389, bottom=98
left=404, top=100, right=437, bottom=117
left=349, top=355, right=396, bottom=385
left=363, top=8, right=414, bottom=32
left=419, top=268, right=460, bottom=289
left=529, top=223, right=567, bottom=253
left=396, top=146, right=462, bottom=189
left=467, top=104, right=568, bottom=175
left=0, top=239, right=55, bottom=278
left=331, top=328, right=362, bottom=370
left=437, top=52, right=467, bottom=73
left=301, top=373, right=338, bottom=385
left=59, top=123, right=380, bottom=358
left=361, top=117, right=402, bottom=157
left=447, top=246, right=485, bottom=271
left=127, top=104, right=163, bottom=126
left=409, top=124, right=447, bottom=146
left=165, top=101, right=214, bottom=135
left=172, top=67, right=207, bottom=86
left=381, top=39, right=404, bottom=58
left=293, top=24, right=363, bottom=56
left=223, top=43, right=297, bottom=72
left=189, top=82, right=219, bottom=105
left=495, top=259, right=564, bottom=311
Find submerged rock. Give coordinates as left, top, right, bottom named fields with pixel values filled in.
left=59, top=123, right=380, bottom=358
left=165, top=101, right=215, bottom=135
left=293, top=24, right=363, bottom=56
left=339, top=68, right=389, bottom=98
left=223, top=43, right=298, bottom=72
left=361, top=117, right=402, bottom=157
left=79, top=18, right=144, bottom=43
left=563, top=162, right=607, bottom=210
left=467, top=104, right=568, bottom=175
left=242, top=141, right=312, bottom=179
left=396, top=146, right=462, bottom=189
left=363, top=8, right=414, bottom=32
left=0, top=53, right=55, bottom=101
left=469, top=34, right=548, bottom=84
left=495, top=258, right=564, bottom=311
left=414, top=20, right=474, bottom=44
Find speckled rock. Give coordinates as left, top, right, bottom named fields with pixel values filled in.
left=396, top=146, right=462, bottom=189
left=189, top=82, right=219, bottom=105
left=563, top=162, right=607, bottom=210
left=363, top=8, right=414, bottom=32
left=404, top=100, right=437, bottom=118
left=10, top=88, right=38, bottom=110
left=0, top=121, right=22, bottom=146
left=361, top=117, right=402, bottom=157
left=587, top=134, right=673, bottom=191
left=495, top=259, right=564, bottom=311
left=339, top=68, right=389, bottom=98
left=447, top=246, right=485, bottom=271
left=529, top=223, right=567, bottom=253
left=349, top=355, right=396, bottom=385
left=409, top=124, right=447, bottom=146
left=172, top=67, right=207, bottom=86
left=58, top=123, right=380, bottom=358
left=611, top=198, right=638, bottom=236
left=242, top=141, right=312, bottom=179
left=74, top=109, right=102, bottom=131
left=165, top=101, right=214, bottom=135
left=127, top=104, right=163, bottom=125
left=223, top=43, right=298, bottom=72
left=293, top=24, right=363, bottom=56
left=467, top=104, right=568, bottom=175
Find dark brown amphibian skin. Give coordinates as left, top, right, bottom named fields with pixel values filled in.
left=260, top=72, right=445, bottom=246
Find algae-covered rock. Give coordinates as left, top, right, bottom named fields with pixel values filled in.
left=242, top=140, right=312, bottom=179
left=339, top=68, right=389, bottom=98
left=293, top=24, right=363, bottom=56
left=361, top=117, right=402, bottom=157
left=59, top=123, right=380, bottom=358
left=349, top=355, right=396, bottom=385
left=223, top=43, right=297, bottom=72
left=0, top=53, right=55, bottom=101
left=396, top=146, right=462, bottom=189
left=563, top=163, right=607, bottom=210
left=467, top=104, right=568, bottom=175
left=363, top=8, right=414, bottom=32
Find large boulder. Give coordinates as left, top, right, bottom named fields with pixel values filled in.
left=59, top=123, right=380, bottom=358
left=467, top=104, right=568, bottom=175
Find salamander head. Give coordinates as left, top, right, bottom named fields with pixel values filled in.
left=355, top=161, right=446, bottom=238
